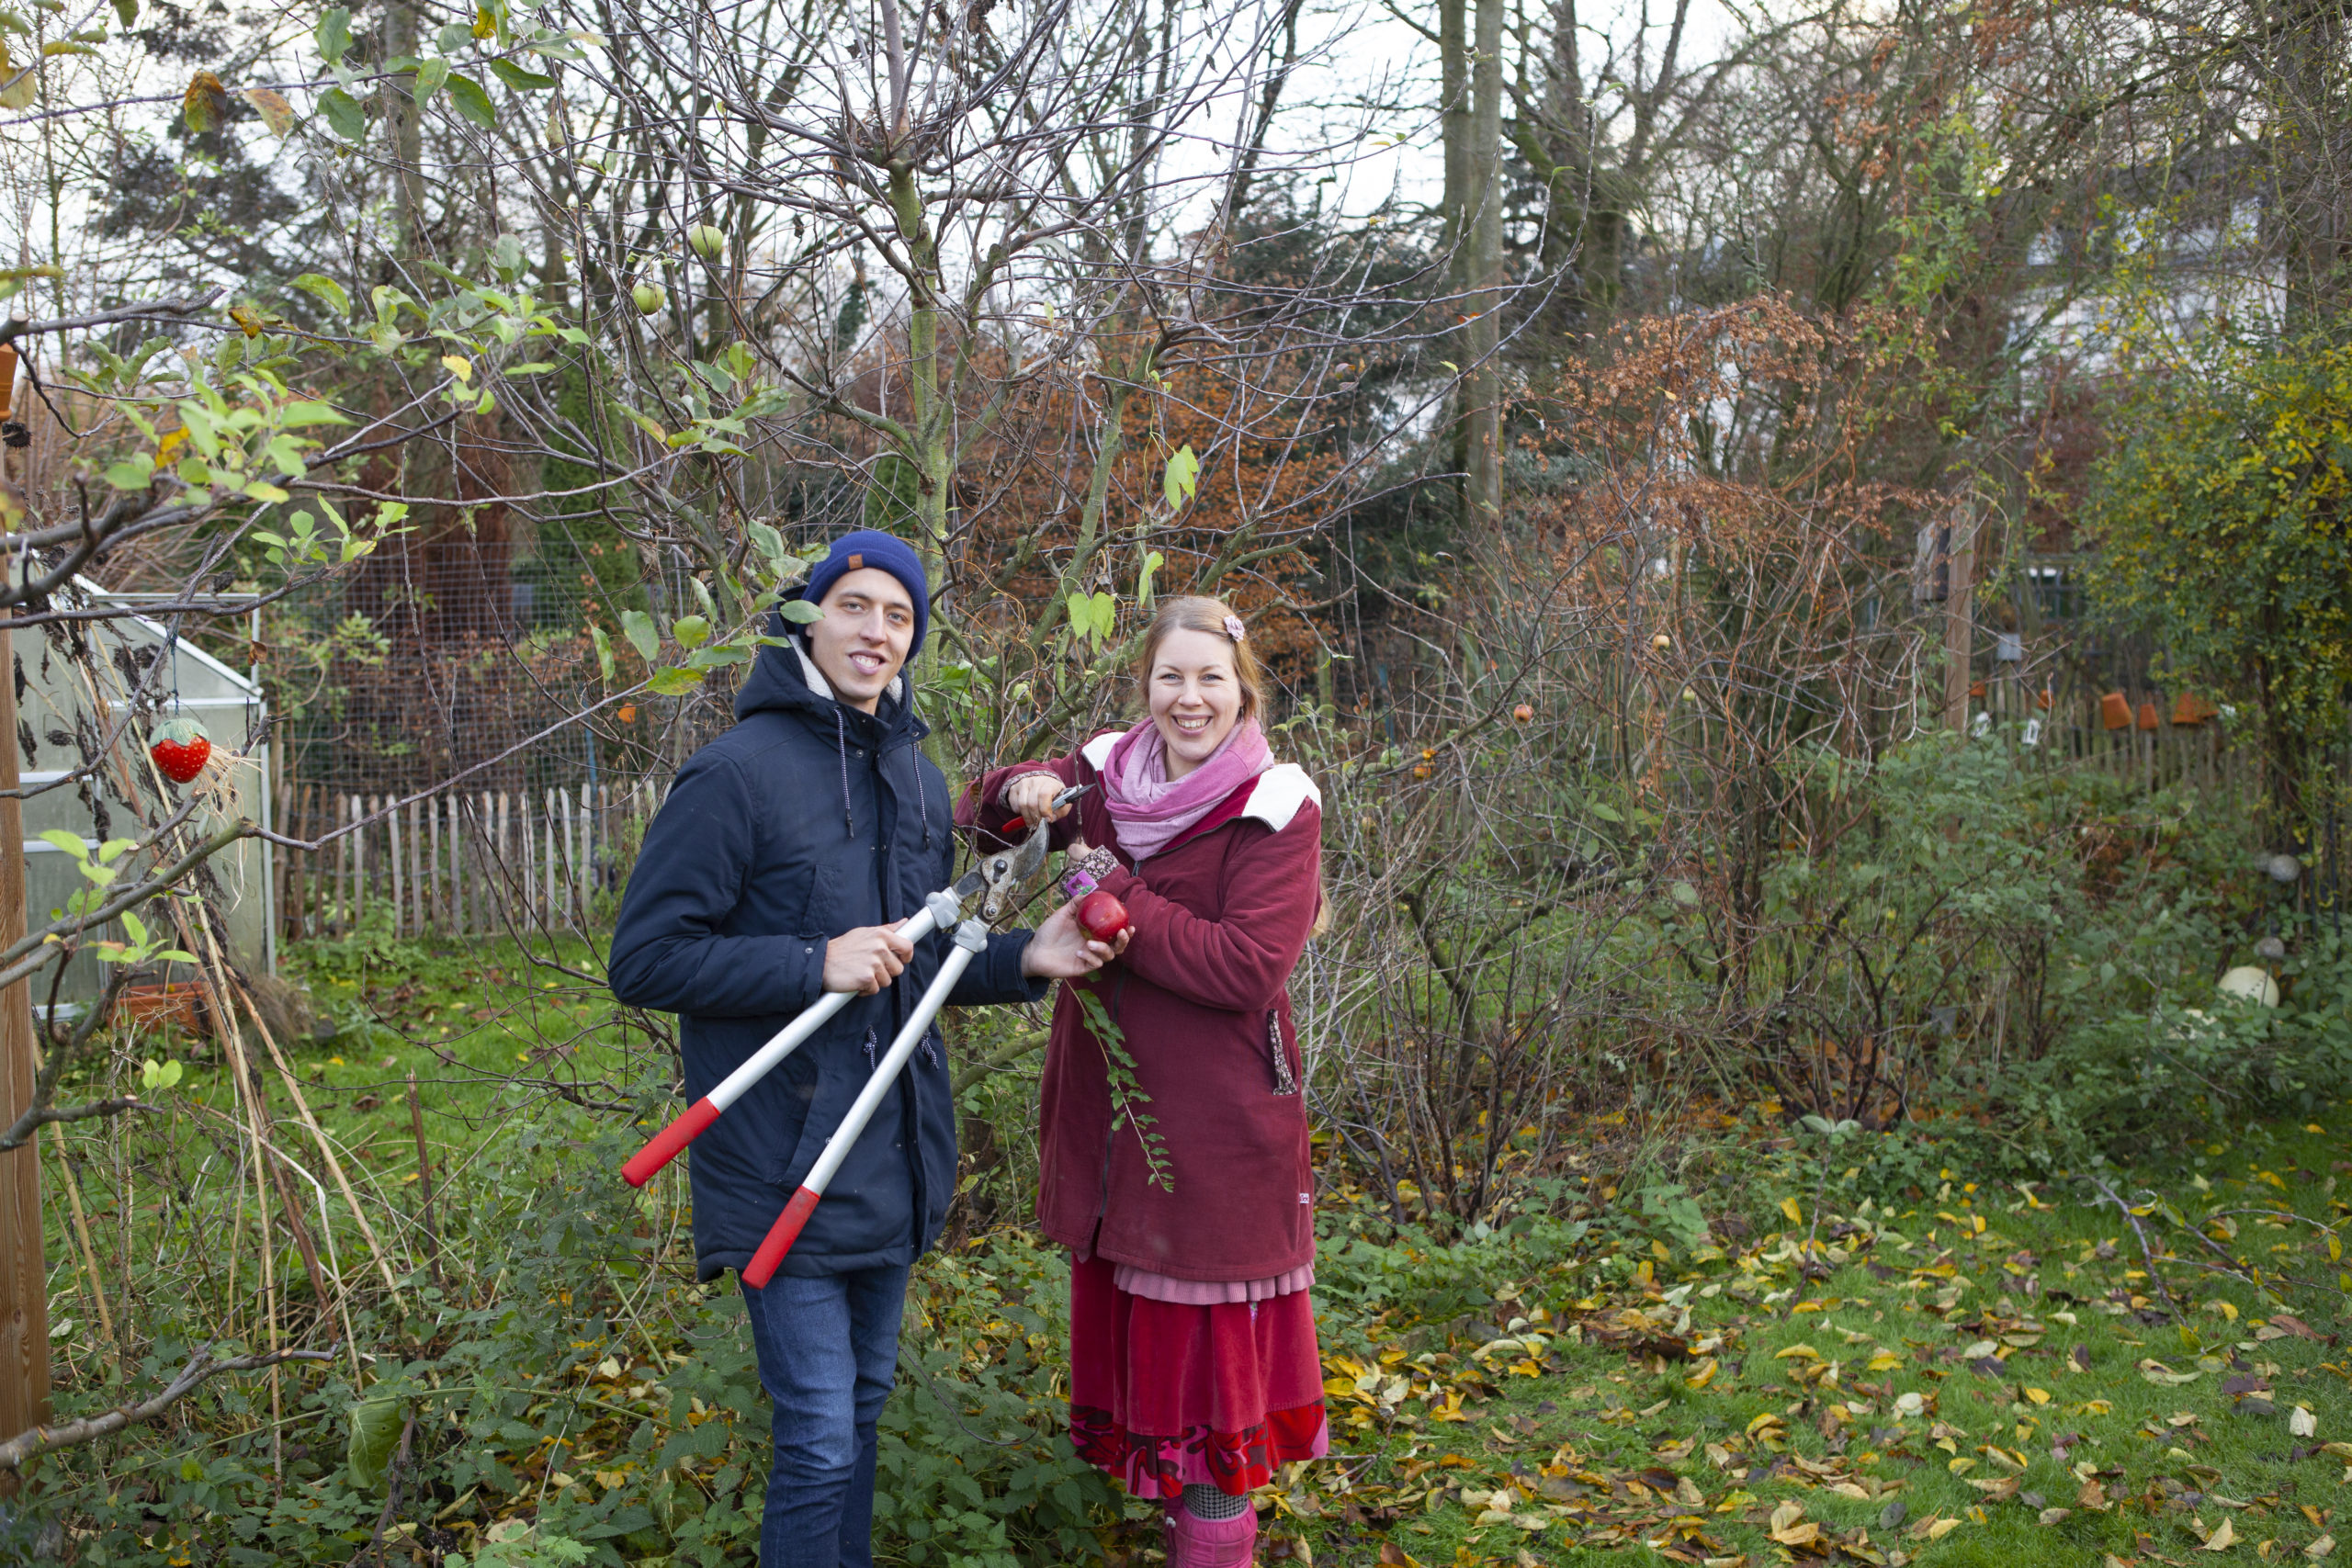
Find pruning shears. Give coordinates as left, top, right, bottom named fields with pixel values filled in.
left=618, top=784, right=1090, bottom=1222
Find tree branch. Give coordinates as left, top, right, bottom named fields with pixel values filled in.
left=0, top=1346, right=334, bottom=1470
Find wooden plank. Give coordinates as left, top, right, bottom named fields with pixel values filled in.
left=409, top=796, right=424, bottom=933
left=389, top=795, right=405, bottom=936
left=496, top=792, right=511, bottom=927
left=449, top=796, right=465, bottom=936
left=426, top=793, right=442, bottom=931
left=0, top=617, right=51, bottom=1448
left=555, top=787, right=571, bottom=920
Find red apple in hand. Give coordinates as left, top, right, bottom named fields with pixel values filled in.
left=1075, top=890, right=1130, bottom=943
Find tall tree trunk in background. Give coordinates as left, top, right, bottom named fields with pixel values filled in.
left=383, top=0, right=426, bottom=253
left=1439, top=0, right=1475, bottom=507
left=1463, top=0, right=1504, bottom=523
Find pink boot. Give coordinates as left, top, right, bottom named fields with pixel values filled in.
left=1163, top=1497, right=1258, bottom=1568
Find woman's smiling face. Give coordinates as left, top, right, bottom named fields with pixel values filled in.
left=1148, top=626, right=1244, bottom=781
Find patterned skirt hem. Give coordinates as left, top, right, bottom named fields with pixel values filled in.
left=1069, top=1400, right=1329, bottom=1500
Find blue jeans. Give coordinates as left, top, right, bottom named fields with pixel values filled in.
left=739, top=1263, right=910, bottom=1568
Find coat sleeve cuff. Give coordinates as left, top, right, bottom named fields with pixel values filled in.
left=954, top=930, right=1049, bottom=1005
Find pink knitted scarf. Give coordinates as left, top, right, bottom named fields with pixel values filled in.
left=1100, top=716, right=1272, bottom=861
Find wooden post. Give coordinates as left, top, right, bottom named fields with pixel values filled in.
left=1941, top=510, right=1977, bottom=732
left=449, top=797, right=465, bottom=937
left=0, top=344, right=49, bottom=1449
left=0, top=617, right=51, bottom=1443
left=388, top=795, right=405, bottom=936
left=494, top=792, right=509, bottom=926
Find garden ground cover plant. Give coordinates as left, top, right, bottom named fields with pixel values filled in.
left=26, top=924, right=2349, bottom=1565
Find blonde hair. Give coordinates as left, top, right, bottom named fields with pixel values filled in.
left=1136, top=595, right=1266, bottom=718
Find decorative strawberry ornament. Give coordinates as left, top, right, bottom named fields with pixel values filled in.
left=1075, top=889, right=1130, bottom=943
left=149, top=716, right=212, bottom=784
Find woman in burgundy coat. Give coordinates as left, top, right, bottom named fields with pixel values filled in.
left=965, top=595, right=1325, bottom=1568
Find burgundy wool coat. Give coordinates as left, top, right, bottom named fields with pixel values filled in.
left=965, top=734, right=1323, bottom=1282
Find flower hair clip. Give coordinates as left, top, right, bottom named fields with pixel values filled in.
left=1223, top=615, right=1247, bottom=642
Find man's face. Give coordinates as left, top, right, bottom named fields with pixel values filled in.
left=804, top=566, right=915, bottom=713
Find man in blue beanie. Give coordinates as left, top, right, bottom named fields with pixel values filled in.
left=610, top=529, right=1124, bottom=1567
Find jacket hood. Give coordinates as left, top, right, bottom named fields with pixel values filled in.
left=734, top=614, right=927, bottom=744
left=733, top=615, right=931, bottom=840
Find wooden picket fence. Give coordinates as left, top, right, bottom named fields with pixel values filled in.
left=1973, top=671, right=2260, bottom=800
left=270, top=779, right=670, bottom=941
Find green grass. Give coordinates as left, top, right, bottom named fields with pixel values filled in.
left=1282, top=1118, right=2351, bottom=1567
left=56, top=939, right=2350, bottom=1567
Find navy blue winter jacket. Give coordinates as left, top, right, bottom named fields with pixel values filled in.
left=608, top=636, right=1043, bottom=1280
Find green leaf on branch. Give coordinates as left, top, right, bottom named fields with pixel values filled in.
left=1162, top=444, right=1199, bottom=510
left=1067, top=591, right=1116, bottom=647
left=442, top=71, right=496, bottom=127
left=105, top=456, right=154, bottom=491
left=487, top=56, right=554, bottom=90
left=412, top=55, right=447, bottom=103
left=315, top=6, right=350, bottom=64
left=589, top=624, right=615, bottom=682
left=673, top=614, right=710, bottom=649
left=318, top=85, right=367, bottom=141
left=645, top=666, right=704, bottom=695
left=775, top=599, right=822, bottom=625
left=619, top=609, right=660, bottom=662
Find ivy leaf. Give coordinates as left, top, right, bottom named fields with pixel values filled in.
left=442, top=71, right=495, bottom=127
left=487, top=56, right=554, bottom=91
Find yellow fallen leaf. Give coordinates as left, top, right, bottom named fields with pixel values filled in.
left=1781, top=1196, right=1804, bottom=1224
left=1775, top=1344, right=1822, bottom=1361
left=2205, top=1517, right=2237, bottom=1551
left=1868, top=1349, right=1904, bottom=1371
left=1926, top=1517, right=1961, bottom=1540
left=2025, top=1387, right=2051, bottom=1404
left=1769, top=1501, right=1818, bottom=1546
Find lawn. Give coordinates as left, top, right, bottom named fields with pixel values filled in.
left=42, top=934, right=2348, bottom=1567
left=1273, top=1116, right=2350, bottom=1568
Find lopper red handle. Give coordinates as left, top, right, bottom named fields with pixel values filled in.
left=741, top=1187, right=822, bottom=1287
left=621, top=1097, right=720, bottom=1188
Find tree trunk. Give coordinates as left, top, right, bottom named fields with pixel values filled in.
left=1463, top=0, right=1505, bottom=523
left=382, top=0, right=427, bottom=254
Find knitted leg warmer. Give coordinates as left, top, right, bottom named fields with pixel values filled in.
left=1182, top=1484, right=1251, bottom=1521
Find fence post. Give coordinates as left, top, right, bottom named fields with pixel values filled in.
left=450, top=796, right=466, bottom=937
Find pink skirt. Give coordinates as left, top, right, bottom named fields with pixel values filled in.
left=1067, top=1253, right=1329, bottom=1499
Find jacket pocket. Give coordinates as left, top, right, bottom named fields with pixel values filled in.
left=1264, top=1010, right=1299, bottom=1095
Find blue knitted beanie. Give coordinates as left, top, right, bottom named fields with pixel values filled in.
left=796, top=529, right=931, bottom=659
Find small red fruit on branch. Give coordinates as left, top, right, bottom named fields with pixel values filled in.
left=1076, top=890, right=1130, bottom=943
left=148, top=717, right=212, bottom=784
